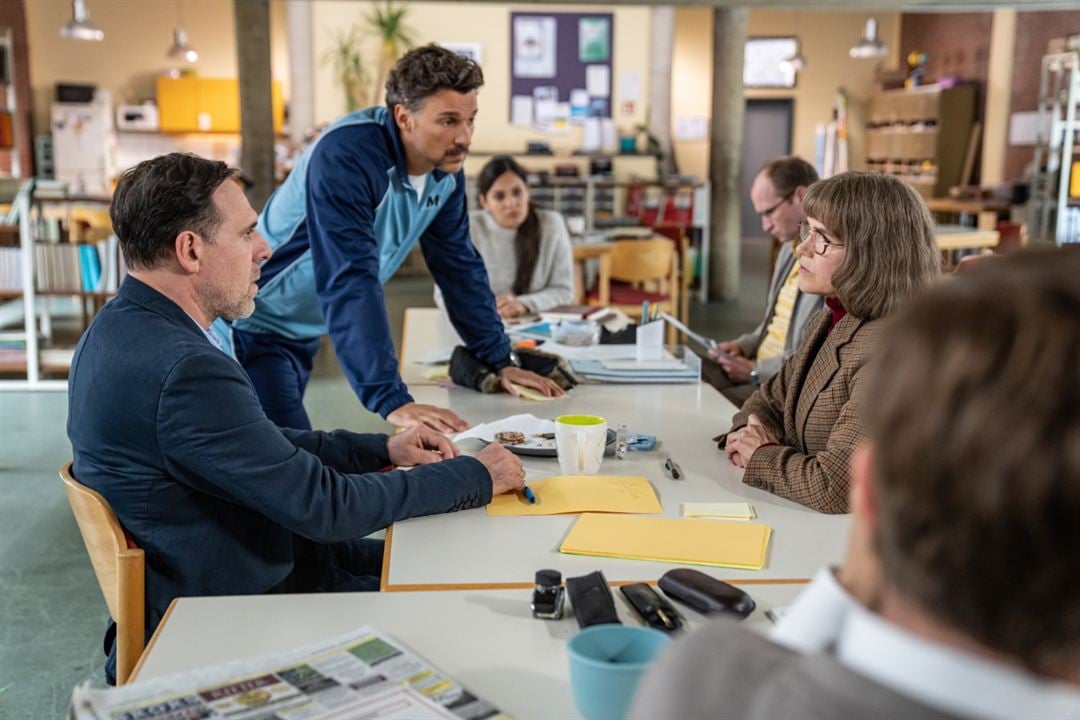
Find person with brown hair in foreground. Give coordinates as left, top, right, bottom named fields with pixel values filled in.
left=632, top=246, right=1080, bottom=719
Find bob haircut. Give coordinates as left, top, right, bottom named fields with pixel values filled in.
left=802, top=171, right=942, bottom=320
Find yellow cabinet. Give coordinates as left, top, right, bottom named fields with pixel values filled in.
left=156, top=77, right=284, bottom=134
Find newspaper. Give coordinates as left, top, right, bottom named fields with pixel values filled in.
left=71, top=626, right=508, bottom=720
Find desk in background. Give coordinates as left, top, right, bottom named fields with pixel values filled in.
left=132, top=585, right=805, bottom=718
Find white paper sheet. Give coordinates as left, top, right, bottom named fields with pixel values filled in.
left=586, top=65, right=610, bottom=98
left=453, top=414, right=557, bottom=452
left=511, top=95, right=533, bottom=126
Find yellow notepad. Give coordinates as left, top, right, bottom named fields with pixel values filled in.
left=486, top=476, right=661, bottom=516
left=559, top=513, right=772, bottom=570
left=509, top=382, right=555, bottom=401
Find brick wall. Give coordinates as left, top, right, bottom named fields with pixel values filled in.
left=0, top=0, right=33, bottom=177
left=1005, top=11, right=1080, bottom=182
left=900, top=12, right=993, bottom=100
left=899, top=13, right=992, bottom=182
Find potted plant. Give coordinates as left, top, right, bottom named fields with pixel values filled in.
left=323, top=25, right=369, bottom=114
left=367, top=1, right=415, bottom=106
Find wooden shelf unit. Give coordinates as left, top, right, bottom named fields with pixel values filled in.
left=864, top=84, right=976, bottom=198
left=0, top=186, right=117, bottom=389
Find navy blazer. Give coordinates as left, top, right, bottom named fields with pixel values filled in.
left=67, top=277, right=492, bottom=675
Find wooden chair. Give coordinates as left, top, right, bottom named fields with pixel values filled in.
left=60, top=462, right=145, bottom=685
left=651, top=224, right=694, bottom=324
left=588, top=238, right=679, bottom=343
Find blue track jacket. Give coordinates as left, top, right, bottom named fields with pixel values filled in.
left=231, top=107, right=509, bottom=417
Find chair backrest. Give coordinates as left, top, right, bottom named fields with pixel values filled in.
left=60, top=462, right=145, bottom=684
left=609, top=238, right=677, bottom=286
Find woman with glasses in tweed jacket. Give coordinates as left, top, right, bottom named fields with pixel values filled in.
left=716, top=172, right=942, bottom=513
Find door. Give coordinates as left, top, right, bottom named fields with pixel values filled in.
left=741, top=99, right=793, bottom=238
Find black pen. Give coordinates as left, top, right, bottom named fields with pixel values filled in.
left=664, top=457, right=683, bottom=480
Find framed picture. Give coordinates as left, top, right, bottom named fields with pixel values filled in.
left=744, top=37, right=798, bottom=89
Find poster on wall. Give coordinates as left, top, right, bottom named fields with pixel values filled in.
left=513, top=16, right=557, bottom=78
left=579, top=17, right=610, bottom=62
left=441, top=42, right=483, bottom=65
left=510, top=11, right=614, bottom=127
left=744, top=37, right=798, bottom=89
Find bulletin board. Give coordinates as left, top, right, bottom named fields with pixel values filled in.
left=509, top=11, right=614, bottom=128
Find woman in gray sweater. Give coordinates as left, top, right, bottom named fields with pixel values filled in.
left=435, top=156, right=574, bottom=318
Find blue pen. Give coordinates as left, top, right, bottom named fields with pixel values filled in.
left=522, top=486, right=537, bottom=504
left=642, top=300, right=650, bottom=322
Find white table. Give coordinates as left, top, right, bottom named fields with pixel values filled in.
left=133, top=585, right=805, bottom=718
left=381, top=382, right=850, bottom=590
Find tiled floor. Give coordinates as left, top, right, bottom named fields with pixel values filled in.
left=0, top=237, right=770, bottom=718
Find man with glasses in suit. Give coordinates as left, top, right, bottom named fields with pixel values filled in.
left=705, top=156, right=823, bottom=405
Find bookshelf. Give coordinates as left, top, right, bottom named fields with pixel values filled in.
left=864, top=84, right=976, bottom=198
left=0, top=183, right=120, bottom=390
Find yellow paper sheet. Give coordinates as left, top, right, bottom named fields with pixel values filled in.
left=486, top=475, right=661, bottom=516
left=509, top=382, right=555, bottom=401
left=421, top=364, right=450, bottom=381
left=682, top=502, right=756, bottom=521
left=559, top=513, right=772, bottom=570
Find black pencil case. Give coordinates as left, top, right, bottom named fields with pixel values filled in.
left=566, top=570, right=621, bottom=629
left=658, top=568, right=756, bottom=618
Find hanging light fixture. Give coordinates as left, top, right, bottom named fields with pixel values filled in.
left=779, top=41, right=806, bottom=73
left=60, top=0, right=105, bottom=42
left=167, top=28, right=199, bottom=64
left=166, top=2, right=198, bottom=64
left=850, top=18, right=887, bottom=59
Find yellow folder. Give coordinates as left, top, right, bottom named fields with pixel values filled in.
left=559, top=513, right=772, bottom=570
left=486, top=476, right=661, bottom=516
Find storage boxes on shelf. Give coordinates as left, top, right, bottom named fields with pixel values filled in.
left=863, top=84, right=975, bottom=198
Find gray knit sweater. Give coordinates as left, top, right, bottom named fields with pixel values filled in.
left=434, top=208, right=575, bottom=313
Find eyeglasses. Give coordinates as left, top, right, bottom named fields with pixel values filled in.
left=758, top=190, right=795, bottom=219
left=798, top=222, right=842, bottom=255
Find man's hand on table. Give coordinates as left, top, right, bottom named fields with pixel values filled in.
left=387, top=425, right=462, bottom=467
left=386, top=402, right=470, bottom=433
left=475, top=443, right=527, bottom=496
left=497, top=366, right=565, bottom=398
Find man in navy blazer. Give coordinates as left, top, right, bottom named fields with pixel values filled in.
left=67, top=153, right=526, bottom=684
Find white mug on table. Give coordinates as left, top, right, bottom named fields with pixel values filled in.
left=556, top=414, right=607, bottom=475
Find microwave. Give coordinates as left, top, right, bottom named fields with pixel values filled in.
left=116, top=104, right=159, bottom=131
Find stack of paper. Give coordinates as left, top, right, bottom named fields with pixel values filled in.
left=569, top=358, right=698, bottom=383
left=559, top=513, right=772, bottom=570
left=487, top=475, right=661, bottom=516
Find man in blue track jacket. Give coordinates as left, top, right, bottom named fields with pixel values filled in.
left=67, top=152, right=527, bottom=684
left=227, top=45, right=562, bottom=431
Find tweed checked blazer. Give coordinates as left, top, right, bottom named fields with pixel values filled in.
left=718, top=308, right=882, bottom=513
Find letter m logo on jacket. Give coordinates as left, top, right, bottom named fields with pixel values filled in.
left=426, top=195, right=440, bottom=207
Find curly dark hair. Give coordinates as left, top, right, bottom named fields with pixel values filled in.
left=110, top=153, right=238, bottom=270
left=385, top=44, right=484, bottom=112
